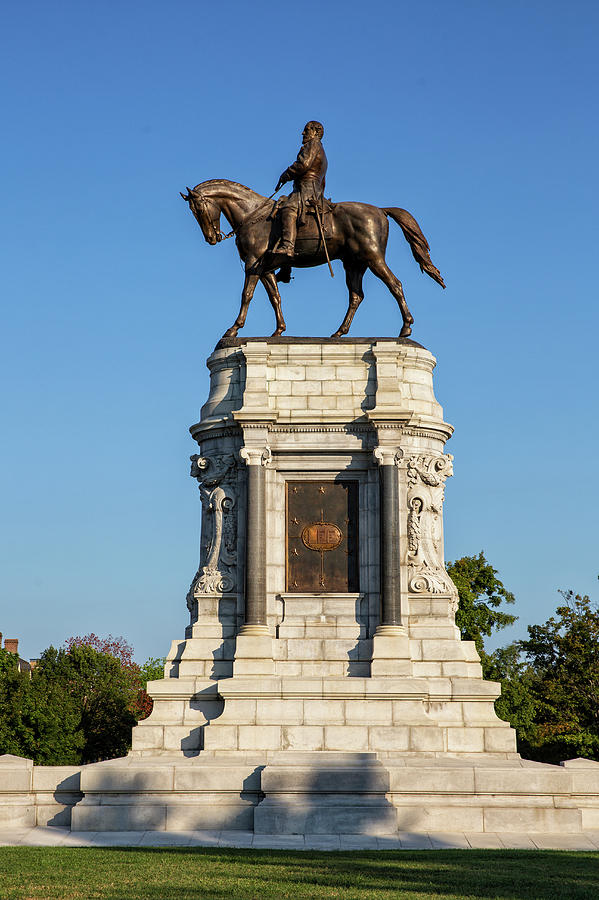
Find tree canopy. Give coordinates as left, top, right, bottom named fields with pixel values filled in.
left=517, top=588, right=599, bottom=762
left=447, top=551, right=517, bottom=676
left=449, top=555, right=599, bottom=763
left=0, top=637, right=162, bottom=765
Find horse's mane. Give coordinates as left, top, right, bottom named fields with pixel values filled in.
left=194, top=179, right=267, bottom=203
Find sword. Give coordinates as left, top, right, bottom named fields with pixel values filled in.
left=311, top=192, right=334, bottom=278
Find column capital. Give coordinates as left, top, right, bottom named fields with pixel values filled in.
left=239, top=446, right=272, bottom=467
left=373, top=447, right=403, bottom=467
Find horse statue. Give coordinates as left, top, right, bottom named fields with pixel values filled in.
left=180, top=179, right=445, bottom=339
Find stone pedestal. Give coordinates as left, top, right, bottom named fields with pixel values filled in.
left=130, top=337, right=513, bottom=759
left=10, top=335, right=599, bottom=837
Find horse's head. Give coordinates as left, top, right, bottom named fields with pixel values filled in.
left=180, top=186, right=222, bottom=245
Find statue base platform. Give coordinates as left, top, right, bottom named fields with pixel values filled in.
left=3, top=752, right=598, bottom=835
left=3, top=337, right=597, bottom=836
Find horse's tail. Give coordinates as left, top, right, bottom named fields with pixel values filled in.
left=384, top=207, right=446, bottom=288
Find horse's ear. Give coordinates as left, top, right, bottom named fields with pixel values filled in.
left=180, top=191, right=189, bottom=201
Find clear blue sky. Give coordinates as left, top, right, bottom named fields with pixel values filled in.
left=1, top=1, right=597, bottom=662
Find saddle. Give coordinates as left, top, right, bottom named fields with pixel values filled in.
left=271, top=195, right=335, bottom=240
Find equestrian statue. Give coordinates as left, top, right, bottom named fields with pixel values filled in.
left=181, top=121, right=445, bottom=339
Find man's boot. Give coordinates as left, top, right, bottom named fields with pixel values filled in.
left=276, top=264, right=292, bottom=283
left=276, top=207, right=297, bottom=257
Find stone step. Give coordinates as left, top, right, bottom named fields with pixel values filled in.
left=201, top=722, right=517, bottom=754
left=4, top=752, right=599, bottom=834
left=279, top=624, right=367, bottom=639
left=255, top=752, right=396, bottom=834
left=273, top=638, right=372, bottom=661
left=273, top=660, right=371, bottom=677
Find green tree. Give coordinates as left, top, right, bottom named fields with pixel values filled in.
left=446, top=553, right=541, bottom=751
left=0, top=647, right=19, bottom=676
left=27, top=669, right=84, bottom=765
left=135, top=655, right=166, bottom=719
left=0, top=636, right=160, bottom=765
left=483, top=642, right=538, bottom=752
left=447, top=551, right=518, bottom=676
left=518, top=588, right=599, bottom=763
left=35, top=644, right=137, bottom=763
left=0, top=650, right=33, bottom=757
left=65, top=634, right=160, bottom=721
left=0, top=649, right=83, bottom=764
left=139, top=656, right=166, bottom=688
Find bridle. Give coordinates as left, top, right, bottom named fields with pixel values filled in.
left=185, top=186, right=281, bottom=243
left=190, top=190, right=234, bottom=243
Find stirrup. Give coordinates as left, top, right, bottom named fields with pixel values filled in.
left=272, top=242, right=294, bottom=257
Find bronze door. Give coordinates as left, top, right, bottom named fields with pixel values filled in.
left=286, top=481, right=359, bottom=592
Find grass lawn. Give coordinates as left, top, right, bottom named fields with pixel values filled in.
left=0, top=847, right=597, bottom=900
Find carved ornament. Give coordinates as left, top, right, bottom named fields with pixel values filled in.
left=239, top=445, right=272, bottom=467
left=187, top=452, right=238, bottom=606
left=373, top=447, right=403, bottom=467
left=406, top=453, right=457, bottom=599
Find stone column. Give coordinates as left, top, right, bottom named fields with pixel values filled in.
left=371, top=447, right=411, bottom=676
left=234, top=445, right=274, bottom=676
left=239, top=446, right=270, bottom=635
left=374, top=447, right=402, bottom=630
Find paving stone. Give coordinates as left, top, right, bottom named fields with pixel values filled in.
left=398, top=832, right=434, bottom=849
left=530, top=834, right=598, bottom=851
left=339, top=835, right=380, bottom=849
left=303, top=834, right=342, bottom=850
left=185, top=831, right=223, bottom=846
left=465, top=832, right=504, bottom=849
left=584, top=831, right=599, bottom=848
left=58, top=832, right=103, bottom=847
left=139, top=832, right=196, bottom=847
left=252, top=834, right=305, bottom=849
left=218, top=830, right=254, bottom=847
left=83, top=831, right=146, bottom=846
left=18, top=827, right=71, bottom=846
left=497, top=833, right=539, bottom=849
left=376, top=836, right=403, bottom=849
left=428, top=832, right=470, bottom=849
left=0, top=829, right=36, bottom=846
left=3, top=827, right=599, bottom=850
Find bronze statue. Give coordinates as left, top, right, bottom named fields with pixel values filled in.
left=181, top=121, right=444, bottom=339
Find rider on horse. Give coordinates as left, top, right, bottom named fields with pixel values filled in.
left=273, top=121, right=328, bottom=257
left=181, top=125, right=445, bottom=338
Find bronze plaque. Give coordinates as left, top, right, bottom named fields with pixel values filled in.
left=301, top=522, right=342, bottom=551
left=286, top=481, right=359, bottom=592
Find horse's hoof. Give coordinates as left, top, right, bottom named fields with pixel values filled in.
left=271, top=327, right=286, bottom=337
left=399, top=325, right=412, bottom=338
left=330, top=331, right=345, bottom=339
left=222, top=327, right=239, bottom=339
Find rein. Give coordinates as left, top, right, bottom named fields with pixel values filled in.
left=192, top=189, right=280, bottom=242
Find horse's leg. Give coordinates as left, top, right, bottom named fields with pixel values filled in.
left=260, top=272, right=287, bottom=336
left=222, top=272, right=260, bottom=338
left=367, top=256, right=414, bottom=337
left=331, top=262, right=367, bottom=337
